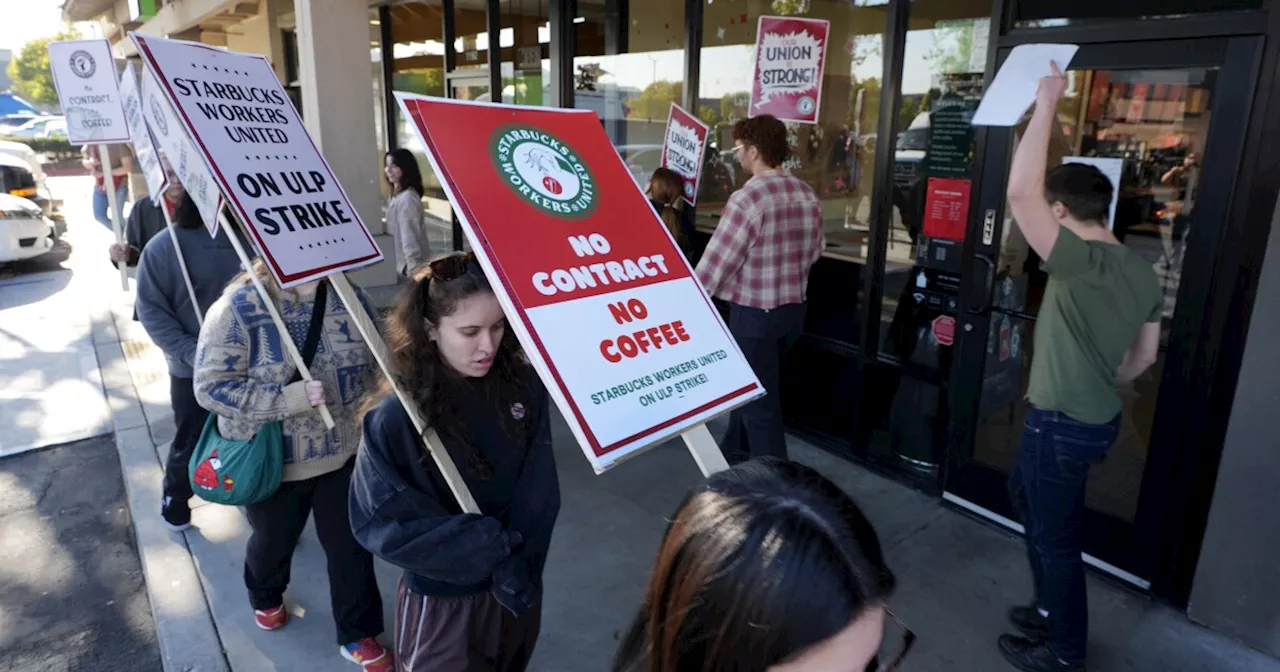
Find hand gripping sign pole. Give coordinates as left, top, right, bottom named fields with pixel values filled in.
left=131, top=33, right=479, bottom=512
left=46, top=39, right=132, bottom=290
left=118, top=62, right=204, bottom=327
left=396, top=94, right=764, bottom=478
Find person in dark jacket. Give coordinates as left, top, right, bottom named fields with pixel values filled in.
left=134, top=188, right=244, bottom=531
left=109, top=156, right=181, bottom=268
left=647, top=167, right=700, bottom=265
left=350, top=252, right=560, bottom=672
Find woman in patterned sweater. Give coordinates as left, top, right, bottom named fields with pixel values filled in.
left=193, top=259, right=393, bottom=672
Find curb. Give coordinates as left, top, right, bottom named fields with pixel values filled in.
left=92, top=295, right=231, bottom=672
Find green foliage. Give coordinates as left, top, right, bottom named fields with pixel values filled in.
left=720, top=91, right=750, bottom=123
left=7, top=28, right=83, bottom=107
left=698, top=105, right=719, bottom=125
left=392, top=69, right=444, bottom=97
left=627, top=80, right=682, bottom=121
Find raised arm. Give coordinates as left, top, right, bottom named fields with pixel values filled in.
left=1006, top=61, right=1069, bottom=262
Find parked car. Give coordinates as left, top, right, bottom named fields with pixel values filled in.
left=0, top=192, right=56, bottom=263
left=6, top=116, right=66, bottom=139
left=0, top=113, right=40, bottom=134
left=0, top=152, right=56, bottom=228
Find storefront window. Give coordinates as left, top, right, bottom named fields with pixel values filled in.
left=500, top=0, right=551, bottom=105
left=574, top=0, right=686, bottom=185
left=698, top=0, right=889, bottom=345
left=1013, top=0, right=1263, bottom=27
left=387, top=1, right=454, bottom=253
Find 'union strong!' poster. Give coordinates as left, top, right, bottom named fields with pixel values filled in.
left=749, top=16, right=831, bottom=124
left=396, top=94, right=762, bottom=473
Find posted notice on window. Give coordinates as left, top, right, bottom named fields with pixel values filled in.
left=749, top=16, right=830, bottom=124
left=397, top=94, right=763, bottom=472
left=130, top=33, right=382, bottom=287
left=661, top=103, right=711, bottom=206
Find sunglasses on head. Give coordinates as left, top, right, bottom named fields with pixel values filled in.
left=427, top=252, right=477, bottom=283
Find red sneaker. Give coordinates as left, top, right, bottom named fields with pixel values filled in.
left=254, top=605, right=288, bottom=631
left=340, top=637, right=394, bottom=671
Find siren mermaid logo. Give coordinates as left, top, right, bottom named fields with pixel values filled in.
left=490, top=125, right=597, bottom=220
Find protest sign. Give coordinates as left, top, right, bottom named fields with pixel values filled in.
left=131, top=33, right=382, bottom=287
left=398, top=94, right=763, bottom=473
left=749, top=16, right=830, bottom=124
left=141, top=66, right=222, bottom=236
left=47, top=39, right=130, bottom=144
left=661, top=104, right=711, bottom=206
left=119, top=63, right=168, bottom=201
left=47, top=39, right=130, bottom=288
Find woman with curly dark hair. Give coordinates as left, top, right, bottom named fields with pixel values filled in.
left=349, top=252, right=561, bottom=672
left=613, top=458, right=910, bottom=672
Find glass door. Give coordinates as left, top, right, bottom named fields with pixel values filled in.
left=944, top=37, right=1259, bottom=586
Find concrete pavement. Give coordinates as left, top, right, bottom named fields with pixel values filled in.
left=32, top=175, right=1277, bottom=671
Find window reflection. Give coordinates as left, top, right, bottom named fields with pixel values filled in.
left=500, top=0, right=551, bottom=105
left=573, top=0, right=686, bottom=186
left=697, top=0, right=888, bottom=346
left=387, top=1, right=455, bottom=253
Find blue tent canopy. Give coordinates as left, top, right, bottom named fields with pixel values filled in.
left=0, top=92, right=40, bottom=117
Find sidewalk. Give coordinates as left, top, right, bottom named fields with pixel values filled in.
left=104, top=302, right=1280, bottom=672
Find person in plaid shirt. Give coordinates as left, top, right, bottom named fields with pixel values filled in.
left=696, top=115, right=825, bottom=462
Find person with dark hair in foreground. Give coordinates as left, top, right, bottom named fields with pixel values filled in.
left=999, top=63, right=1162, bottom=672
left=613, top=458, right=911, bottom=672
left=695, top=115, right=825, bottom=463
left=350, top=252, right=560, bottom=672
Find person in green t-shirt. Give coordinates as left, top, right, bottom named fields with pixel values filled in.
left=996, top=63, right=1162, bottom=672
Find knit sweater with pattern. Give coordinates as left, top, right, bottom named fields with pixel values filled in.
left=193, top=281, right=378, bottom=482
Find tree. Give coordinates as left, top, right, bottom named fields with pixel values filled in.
left=626, top=80, right=682, bottom=121
left=926, top=20, right=979, bottom=76
left=7, top=28, right=82, bottom=108
left=698, top=105, right=719, bottom=125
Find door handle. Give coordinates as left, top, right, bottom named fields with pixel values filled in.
left=968, top=253, right=997, bottom=315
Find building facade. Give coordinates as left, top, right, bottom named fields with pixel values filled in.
left=67, top=0, right=1280, bottom=657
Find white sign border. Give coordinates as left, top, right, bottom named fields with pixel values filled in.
left=748, top=15, right=831, bottom=126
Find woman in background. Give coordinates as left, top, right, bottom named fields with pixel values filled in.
left=613, top=458, right=909, bottom=672
left=384, top=148, right=432, bottom=278
left=647, top=167, right=699, bottom=265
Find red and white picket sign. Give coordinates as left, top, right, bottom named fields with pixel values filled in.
left=749, top=16, right=831, bottom=124
left=397, top=94, right=763, bottom=474
left=661, top=104, right=711, bottom=206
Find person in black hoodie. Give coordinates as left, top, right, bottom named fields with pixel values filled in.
left=647, top=167, right=700, bottom=265
left=350, top=252, right=560, bottom=672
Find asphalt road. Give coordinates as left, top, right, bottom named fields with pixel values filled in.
left=0, top=436, right=161, bottom=671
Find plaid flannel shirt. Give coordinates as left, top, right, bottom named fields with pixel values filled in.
left=696, top=170, right=825, bottom=310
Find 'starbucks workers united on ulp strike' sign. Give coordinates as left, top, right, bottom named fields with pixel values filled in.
left=492, top=126, right=598, bottom=219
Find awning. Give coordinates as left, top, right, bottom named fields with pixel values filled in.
left=61, top=0, right=116, bottom=22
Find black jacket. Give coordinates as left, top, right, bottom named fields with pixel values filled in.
left=349, top=371, right=560, bottom=606
left=113, top=197, right=169, bottom=267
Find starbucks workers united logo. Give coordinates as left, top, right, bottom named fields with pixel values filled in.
left=491, top=125, right=597, bottom=219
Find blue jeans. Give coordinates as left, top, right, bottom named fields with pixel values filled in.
left=93, top=183, right=129, bottom=230
left=1008, top=407, right=1119, bottom=666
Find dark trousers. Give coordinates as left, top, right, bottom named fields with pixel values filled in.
left=243, top=458, right=384, bottom=646
left=163, top=376, right=208, bottom=503
left=722, top=302, right=806, bottom=463
left=395, top=579, right=541, bottom=672
left=1008, top=407, right=1119, bottom=666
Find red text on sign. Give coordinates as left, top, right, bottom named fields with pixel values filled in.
left=601, top=321, right=691, bottom=363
